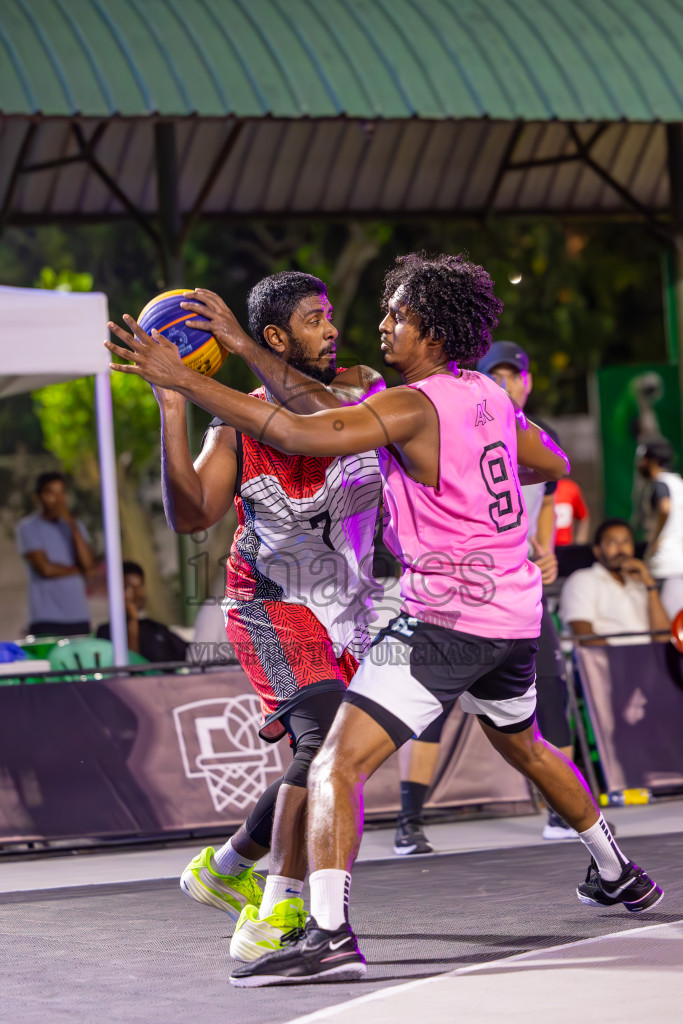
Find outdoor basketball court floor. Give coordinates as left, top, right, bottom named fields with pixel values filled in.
left=0, top=830, right=681, bottom=1024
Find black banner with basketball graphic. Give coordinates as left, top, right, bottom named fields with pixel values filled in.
left=0, top=667, right=529, bottom=843
left=575, top=643, right=683, bottom=793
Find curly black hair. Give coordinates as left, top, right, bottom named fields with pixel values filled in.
left=247, top=271, right=327, bottom=348
left=382, top=252, right=503, bottom=363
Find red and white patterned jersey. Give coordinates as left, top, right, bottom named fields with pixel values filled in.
left=221, top=387, right=383, bottom=660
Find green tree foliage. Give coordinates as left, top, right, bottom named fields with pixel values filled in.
left=35, top=266, right=93, bottom=293
left=339, top=218, right=666, bottom=414
left=0, top=215, right=669, bottom=618
left=27, top=262, right=175, bottom=621
left=33, top=374, right=160, bottom=480
left=0, top=215, right=667, bottom=435
left=29, top=264, right=161, bottom=480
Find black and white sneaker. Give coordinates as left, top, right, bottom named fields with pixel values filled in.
left=577, top=858, right=663, bottom=913
left=542, top=809, right=578, bottom=840
left=393, top=818, right=433, bottom=856
left=230, top=916, right=367, bottom=987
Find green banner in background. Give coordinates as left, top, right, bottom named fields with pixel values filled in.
left=596, top=364, right=682, bottom=531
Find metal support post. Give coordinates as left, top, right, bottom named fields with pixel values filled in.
left=154, top=122, right=194, bottom=627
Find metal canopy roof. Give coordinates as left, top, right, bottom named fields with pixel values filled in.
left=0, top=0, right=682, bottom=225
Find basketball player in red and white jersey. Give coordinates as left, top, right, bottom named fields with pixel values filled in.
left=108, top=254, right=663, bottom=988
left=109, top=272, right=384, bottom=960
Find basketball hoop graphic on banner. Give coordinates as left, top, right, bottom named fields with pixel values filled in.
left=173, top=695, right=283, bottom=813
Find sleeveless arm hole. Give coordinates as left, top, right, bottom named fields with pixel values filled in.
left=403, top=386, right=442, bottom=492
left=235, top=431, right=244, bottom=498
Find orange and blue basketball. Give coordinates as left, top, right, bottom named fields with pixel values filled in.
left=137, top=289, right=227, bottom=377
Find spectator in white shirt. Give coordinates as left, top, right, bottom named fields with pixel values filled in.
left=560, top=518, right=670, bottom=645
left=638, top=440, right=683, bottom=619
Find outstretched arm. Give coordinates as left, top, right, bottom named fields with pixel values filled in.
left=105, top=321, right=424, bottom=458
left=179, top=289, right=384, bottom=411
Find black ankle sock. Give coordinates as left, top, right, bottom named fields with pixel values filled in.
left=399, top=781, right=429, bottom=824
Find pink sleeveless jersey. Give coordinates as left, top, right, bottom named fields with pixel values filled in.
left=379, top=370, right=542, bottom=639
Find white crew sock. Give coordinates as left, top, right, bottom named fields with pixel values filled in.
left=309, top=869, right=351, bottom=931
left=578, top=815, right=629, bottom=882
left=259, top=875, right=304, bottom=919
left=212, top=838, right=254, bottom=878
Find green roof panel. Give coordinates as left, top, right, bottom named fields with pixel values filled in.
left=1, top=0, right=683, bottom=121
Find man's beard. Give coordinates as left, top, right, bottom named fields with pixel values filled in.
left=287, top=336, right=337, bottom=385
left=602, top=553, right=629, bottom=572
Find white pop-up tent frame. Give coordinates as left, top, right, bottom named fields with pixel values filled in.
left=0, top=285, right=127, bottom=664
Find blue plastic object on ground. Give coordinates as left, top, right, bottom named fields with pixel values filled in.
left=0, top=643, right=28, bottom=663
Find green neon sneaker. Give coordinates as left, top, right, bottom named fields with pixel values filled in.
left=179, top=846, right=264, bottom=922
left=229, top=897, right=306, bottom=962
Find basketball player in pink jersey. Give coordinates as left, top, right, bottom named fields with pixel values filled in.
left=108, top=272, right=384, bottom=961
left=107, top=253, right=664, bottom=988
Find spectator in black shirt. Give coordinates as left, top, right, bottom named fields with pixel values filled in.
left=97, top=561, right=187, bottom=663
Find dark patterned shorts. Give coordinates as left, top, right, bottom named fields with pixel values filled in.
left=224, top=600, right=358, bottom=739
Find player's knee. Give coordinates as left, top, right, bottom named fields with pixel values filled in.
left=503, top=734, right=548, bottom=774
left=308, top=742, right=333, bottom=792
left=524, top=738, right=554, bottom=776
left=283, top=742, right=318, bottom=788
left=311, top=736, right=365, bottom=794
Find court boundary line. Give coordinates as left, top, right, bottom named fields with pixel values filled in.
left=282, top=917, right=683, bottom=1024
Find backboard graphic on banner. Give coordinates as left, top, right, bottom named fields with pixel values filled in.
left=173, top=694, right=283, bottom=813
left=0, top=668, right=531, bottom=843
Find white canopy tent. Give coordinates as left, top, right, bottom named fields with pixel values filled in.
left=0, top=285, right=127, bottom=664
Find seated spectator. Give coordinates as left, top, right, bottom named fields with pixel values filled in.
left=97, top=561, right=187, bottom=663
left=16, top=472, right=94, bottom=637
left=560, top=519, right=670, bottom=645
left=554, top=477, right=590, bottom=546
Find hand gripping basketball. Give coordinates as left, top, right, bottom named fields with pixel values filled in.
left=179, top=288, right=253, bottom=360
left=137, top=289, right=227, bottom=377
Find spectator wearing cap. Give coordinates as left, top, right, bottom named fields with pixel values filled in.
left=476, top=341, right=576, bottom=839
left=477, top=342, right=559, bottom=578
left=638, top=440, right=683, bottom=618
left=560, top=519, right=670, bottom=645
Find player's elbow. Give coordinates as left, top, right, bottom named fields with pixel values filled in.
left=171, top=510, right=215, bottom=535
left=536, top=449, right=570, bottom=481
left=165, top=503, right=208, bottom=534
left=547, top=453, right=570, bottom=481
